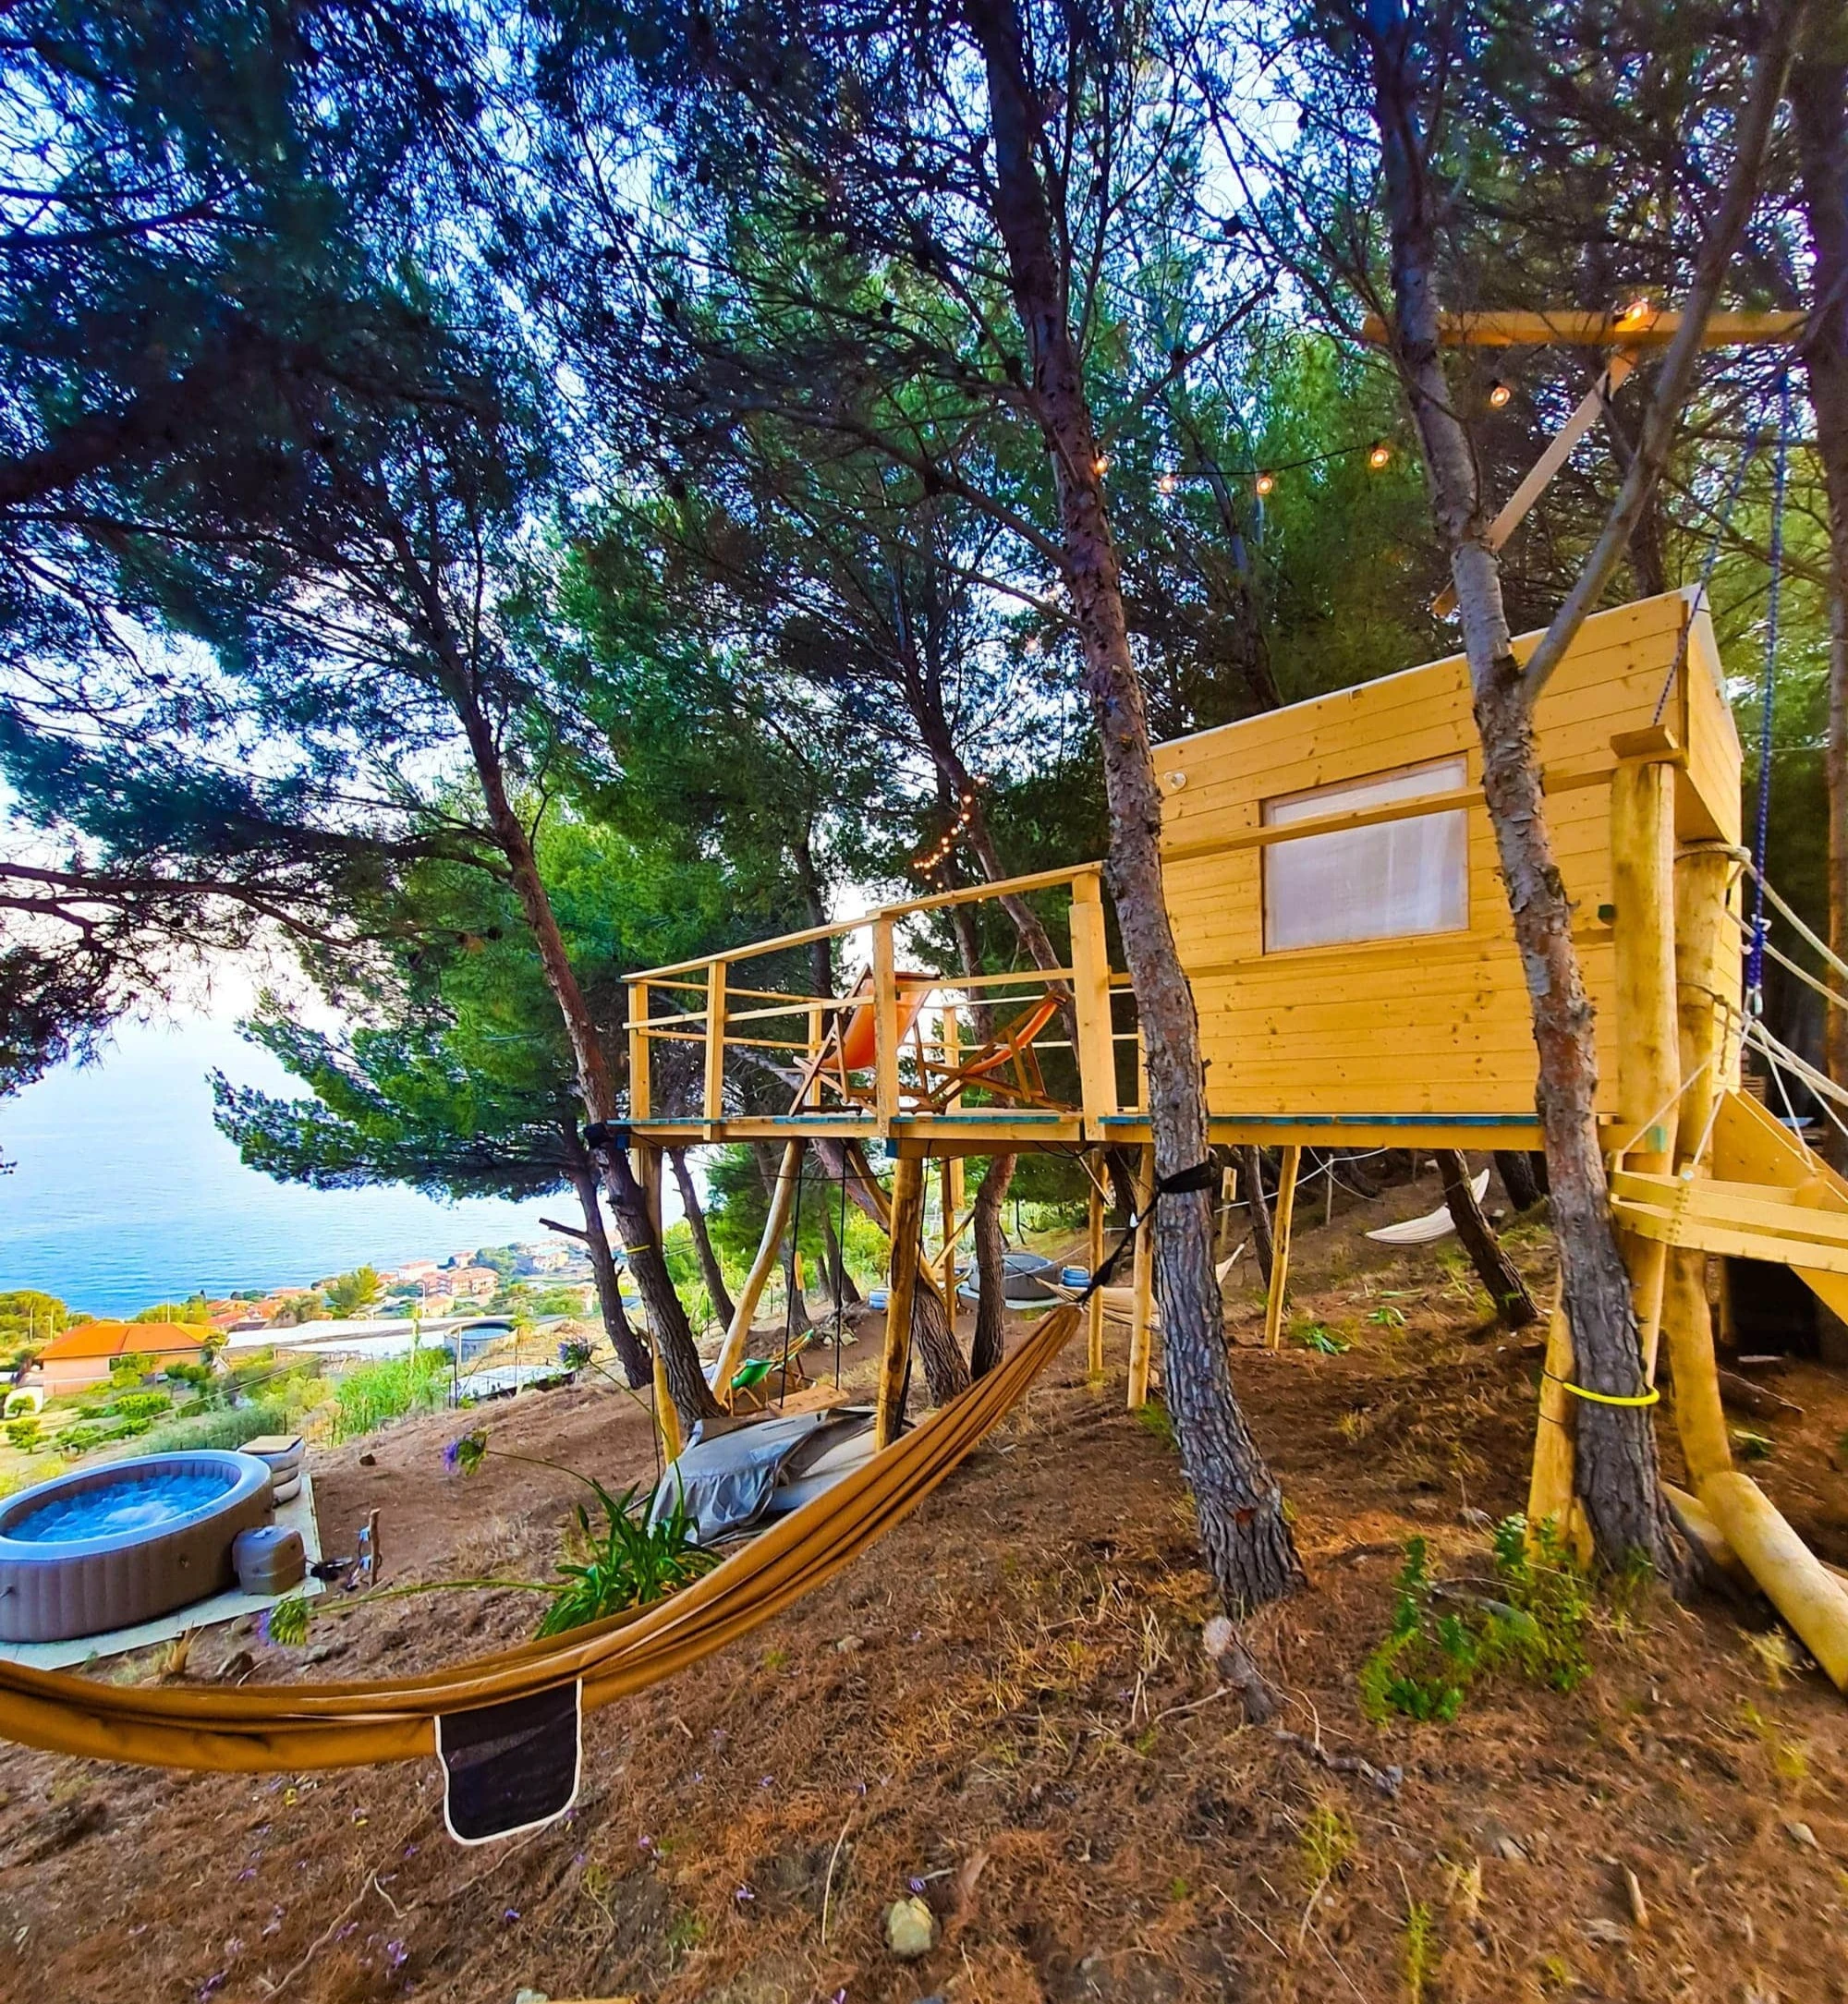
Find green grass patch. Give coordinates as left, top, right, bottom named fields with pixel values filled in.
left=330, top=1350, right=450, bottom=1441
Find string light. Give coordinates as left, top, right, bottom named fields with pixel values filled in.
left=1254, top=471, right=1275, bottom=497
left=1158, top=471, right=1178, bottom=495
left=1151, top=434, right=1407, bottom=498
left=1616, top=295, right=1653, bottom=329
left=1092, top=454, right=1110, bottom=479
left=1368, top=440, right=1392, bottom=470
left=1487, top=380, right=1512, bottom=409
left=912, top=788, right=981, bottom=876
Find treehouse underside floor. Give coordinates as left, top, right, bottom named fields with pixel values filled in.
left=5, top=1172, right=1846, bottom=2002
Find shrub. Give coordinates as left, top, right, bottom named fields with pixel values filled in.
left=5, top=1415, right=41, bottom=1451
left=536, top=1478, right=719, bottom=1639
left=139, top=1397, right=303, bottom=1455
left=107, top=1391, right=174, bottom=1420
left=330, top=1349, right=450, bottom=1442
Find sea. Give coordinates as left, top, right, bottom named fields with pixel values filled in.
left=0, top=1012, right=580, bottom=1318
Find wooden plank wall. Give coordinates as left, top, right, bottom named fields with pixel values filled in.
left=1154, top=590, right=1741, bottom=1121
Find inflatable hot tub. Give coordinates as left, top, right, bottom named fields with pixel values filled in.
left=0, top=1451, right=274, bottom=1642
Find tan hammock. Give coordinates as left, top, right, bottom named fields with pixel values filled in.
left=0, top=1307, right=1079, bottom=1774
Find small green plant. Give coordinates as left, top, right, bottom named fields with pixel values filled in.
left=1368, top=1304, right=1407, bottom=1329
left=1403, top=1895, right=1436, bottom=2003
left=1299, top=1800, right=1356, bottom=1891
left=1135, top=1399, right=1177, bottom=1448
left=5, top=1415, right=41, bottom=1451
left=536, top=1477, right=718, bottom=1639
left=1732, top=1427, right=1775, bottom=1463
left=1291, top=1320, right=1351, bottom=1355
left=108, top=1391, right=173, bottom=1420
left=1360, top=1518, right=1591, bottom=1723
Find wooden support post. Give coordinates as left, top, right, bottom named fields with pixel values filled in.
left=1216, top=1161, right=1236, bottom=1268
left=1663, top=840, right=1744, bottom=1483
left=711, top=1138, right=805, bottom=1396
left=1069, top=870, right=1118, bottom=1130
left=877, top=1155, right=927, bottom=1450
left=941, top=1153, right=964, bottom=1296
left=1126, top=1145, right=1156, bottom=1409
left=628, top=979, right=650, bottom=1123
left=703, top=960, right=727, bottom=1125
left=651, top=1342, right=682, bottom=1464
left=1526, top=1293, right=1589, bottom=1563
left=1610, top=751, right=1681, bottom=1376
left=872, top=917, right=900, bottom=1125
left=1087, top=1159, right=1105, bottom=1382
left=1263, top=1145, right=1302, bottom=1349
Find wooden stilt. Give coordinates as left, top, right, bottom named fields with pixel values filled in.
left=1610, top=750, right=1681, bottom=1376
left=1527, top=1294, right=1576, bottom=1531
left=652, top=1342, right=683, bottom=1464
left=1087, top=1158, right=1105, bottom=1382
left=1126, top=1145, right=1156, bottom=1408
left=942, top=1153, right=964, bottom=1296
left=1216, top=1161, right=1236, bottom=1267
left=876, top=1155, right=927, bottom=1450
left=711, top=1138, right=805, bottom=1396
left=1263, top=1145, right=1301, bottom=1350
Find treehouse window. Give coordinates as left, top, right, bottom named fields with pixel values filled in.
left=1262, top=754, right=1469, bottom=952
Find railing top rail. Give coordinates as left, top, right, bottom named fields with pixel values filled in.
left=625, top=862, right=1104, bottom=985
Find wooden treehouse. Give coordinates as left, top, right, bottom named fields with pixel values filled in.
left=626, top=588, right=1848, bottom=1691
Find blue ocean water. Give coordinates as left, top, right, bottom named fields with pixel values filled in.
left=0, top=1014, right=567, bottom=1317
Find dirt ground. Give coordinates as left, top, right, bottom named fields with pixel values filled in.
left=4, top=1169, right=1847, bottom=2004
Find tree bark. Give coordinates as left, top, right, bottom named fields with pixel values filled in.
left=444, top=675, right=720, bottom=1428
left=1436, top=1148, right=1538, bottom=1329
left=969, top=1152, right=1016, bottom=1378
left=819, top=1201, right=859, bottom=1306
left=1361, top=0, right=1794, bottom=1580
left=1494, top=1148, right=1543, bottom=1213
left=559, top=1136, right=650, bottom=1388
left=1793, top=32, right=1848, bottom=1134
left=971, top=0, right=1303, bottom=1628
left=670, top=1147, right=737, bottom=1327
left=1241, top=1145, right=1275, bottom=1287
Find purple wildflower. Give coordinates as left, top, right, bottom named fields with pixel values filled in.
left=734, top=1884, right=755, bottom=1903
left=908, top=1876, right=926, bottom=1894
left=442, top=1439, right=460, bottom=1471
left=384, top=1941, right=408, bottom=1971
left=503, top=1907, right=520, bottom=1924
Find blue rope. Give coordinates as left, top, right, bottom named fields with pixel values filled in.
left=1745, top=369, right=1793, bottom=1015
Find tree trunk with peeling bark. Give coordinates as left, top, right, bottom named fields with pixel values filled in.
left=1240, top=1146, right=1275, bottom=1288
left=1436, top=1148, right=1538, bottom=1329
left=669, top=1148, right=736, bottom=1329
left=1793, top=34, right=1848, bottom=1130
left=970, top=0, right=1303, bottom=1624
left=448, top=684, right=720, bottom=1429
left=969, top=1153, right=1016, bottom=1378
left=1361, top=0, right=1797, bottom=1575
left=556, top=1148, right=650, bottom=1388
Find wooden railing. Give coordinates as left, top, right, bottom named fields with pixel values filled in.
left=623, top=863, right=1136, bottom=1140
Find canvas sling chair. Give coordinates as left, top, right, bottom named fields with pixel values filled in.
left=918, top=990, right=1063, bottom=1111
left=787, top=969, right=937, bottom=1113
left=0, top=1307, right=1080, bottom=1774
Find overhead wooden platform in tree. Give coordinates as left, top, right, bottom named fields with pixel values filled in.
left=623, top=588, right=1738, bottom=1156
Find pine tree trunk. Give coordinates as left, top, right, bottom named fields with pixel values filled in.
left=564, top=1156, right=650, bottom=1388
left=1793, top=36, right=1848, bottom=1136
left=1351, top=0, right=1804, bottom=1577
left=969, top=1153, right=1016, bottom=1378
left=1494, top=1148, right=1543, bottom=1212
left=819, top=1203, right=859, bottom=1306
left=669, top=1147, right=737, bottom=1327
left=1241, top=1146, right=1274, bottom=1287
left=972, top=0, right=1303, bottom=1631
left=447, top=683, right=719, bottom=1428
left=1435, top=1148, right=1538, bottom=1329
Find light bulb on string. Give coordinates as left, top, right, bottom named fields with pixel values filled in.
left=1367, top=441, right=1392, bottom=471
left=1254, top=471, right=1275, bottom=497
left=1487, top=380, right=1512, bottom=410
left=1616, top=295, right=1652, bottom=328
left=1158, top=472, right=1178, bottom=496
left=1092, top=455, right=1109, bottom=479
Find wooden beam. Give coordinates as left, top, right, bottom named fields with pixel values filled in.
left=711, top=1138, right=805, bottom=1395
left=1263, top=1145, right=1301, bottom=1350
left=1068, top=870, right=1119, bottom=1124
left=1126, top=1145, right=1156, bottom=1408
left=627, top=980, right=650, bottom=1123
left=871, top=917, right=900, bottom=1127
left=1430, top=356, right=1636, bottom=618
left=941, top=1151, right=964, bottom=1295
left=651, top=1342, right=682, bottom=1464
left=877, top=1155, right=927, bottom=1450
left=1526, top=1293, right=1585, bottom=1560
left=1087, top=1160, right=1105, bottom=1381
left=702, top=961, right=727, bottom=1122
left=1610, top=751, right=1681, bottom=1374
left=1360, top=308, right=1807, bottom=349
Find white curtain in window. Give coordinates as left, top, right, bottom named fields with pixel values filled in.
left=1262, top=755, right=1469, bottom=952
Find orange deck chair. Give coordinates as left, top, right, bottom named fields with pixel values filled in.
left=919, top=991, right=1064, bottom=1111
left=789, top=970, right=937, bottom=1112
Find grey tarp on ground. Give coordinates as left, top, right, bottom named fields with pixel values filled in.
left=650, top=1406, right=877, bottom=1544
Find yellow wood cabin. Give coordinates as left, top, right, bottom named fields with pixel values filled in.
left=625, top=587, right=1740, bottom=1157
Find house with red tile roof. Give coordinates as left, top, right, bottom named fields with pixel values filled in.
left=29, top=1320, right=217, bottom=1394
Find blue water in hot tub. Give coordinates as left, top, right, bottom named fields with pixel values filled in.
left=8, top=1470, right=232, bottom=1544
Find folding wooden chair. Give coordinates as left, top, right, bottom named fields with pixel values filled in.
left=788, top=969, right=936, bottom=1112
left=919, top=991, right=1063, bottom=1111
